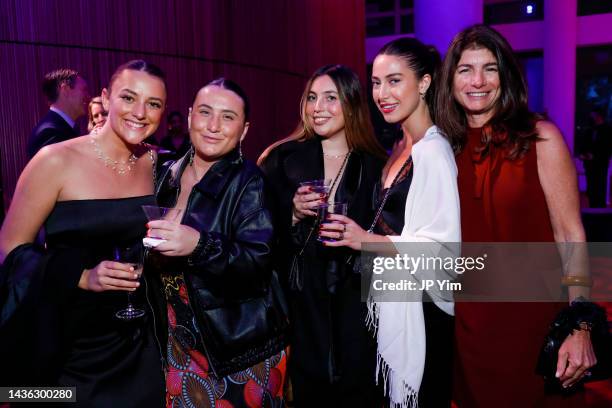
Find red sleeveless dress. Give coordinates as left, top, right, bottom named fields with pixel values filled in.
left=453, top=127, right=584, bottom=407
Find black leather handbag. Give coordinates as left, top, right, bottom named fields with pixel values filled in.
left=536, top=300, right=612, bottom=392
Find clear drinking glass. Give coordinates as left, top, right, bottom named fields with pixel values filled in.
left=114, top=245, right=146, bottom=320
left=317, top=202, right=348, bottom=242
left=299, top=179, right=332, bottom=197
left=141, top=205, right=183, bottom=248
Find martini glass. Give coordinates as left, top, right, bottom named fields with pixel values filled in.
left=141, top=205, right=183, bottom=248
left=114, top=245, right=146, bottom=320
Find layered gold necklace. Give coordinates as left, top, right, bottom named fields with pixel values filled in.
left=90, top=133, right=139, bottom=175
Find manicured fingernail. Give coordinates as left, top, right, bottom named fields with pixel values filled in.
left=136, top=282, right=140, bottom=287
left=134, top=274, right=138, bottom=279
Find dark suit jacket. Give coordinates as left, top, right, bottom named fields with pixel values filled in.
left=27, top=110, right=78, bottom=158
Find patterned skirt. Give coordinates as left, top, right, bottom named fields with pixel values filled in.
left=163, top=274, right=287, bottom=408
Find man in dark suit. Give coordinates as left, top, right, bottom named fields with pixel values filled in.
left=27, top=68, right=90, bottom=158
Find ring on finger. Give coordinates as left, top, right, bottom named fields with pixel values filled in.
left=339, top=231, right=344, bottom=240
left=343, top=224, right=347, bottom=232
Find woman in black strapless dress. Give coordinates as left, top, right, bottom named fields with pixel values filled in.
left=0, top=60, right=167, bottom=407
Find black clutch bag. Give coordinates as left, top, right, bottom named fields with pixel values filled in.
left=536, top=300, right=612, bottom=392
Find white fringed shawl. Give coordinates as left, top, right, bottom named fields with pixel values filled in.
left=367, top=126, right=461, bottom=407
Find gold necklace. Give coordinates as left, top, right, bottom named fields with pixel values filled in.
left=323, top=151, right=349, bottom=159
left=90, top=136, right=138, bottom=175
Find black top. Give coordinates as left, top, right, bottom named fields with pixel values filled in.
left=373, top=158, right=414, bottom=235
left=44, top=195, right=164, bottom=407
left=45, top=196, right=156, bottom=325
left=0, top=195, right=164, bottom=406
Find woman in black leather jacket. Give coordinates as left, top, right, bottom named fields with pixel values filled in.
left=258, top=65, right=387, bottom=407
left=146, top=78, right=288, bottom=407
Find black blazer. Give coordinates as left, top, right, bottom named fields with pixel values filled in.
left=27, top=110, right=78, bottom=158
left=260, top=137, right=385, bottom=286
left=260, top=138, right=385, bottom=386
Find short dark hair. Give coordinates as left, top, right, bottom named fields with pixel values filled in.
left=42, top=68, right=80, bottom=103
left=108, top=59, right=166, bottom=93
left=203, top=77, right=250, bottom=121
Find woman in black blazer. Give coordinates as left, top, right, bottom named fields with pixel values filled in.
left=259, top=64, right=387, bottom=407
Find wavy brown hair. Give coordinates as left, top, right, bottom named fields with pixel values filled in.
left=258, top=64, right=386, bottom=164
left=435, top=24, right=541, bottom=159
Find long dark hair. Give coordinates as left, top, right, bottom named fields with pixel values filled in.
left=258, top=64, right=386, bottom=164
left=376, top=37, right=441, bottom=120
left=436, top=24, right=541, bottom=159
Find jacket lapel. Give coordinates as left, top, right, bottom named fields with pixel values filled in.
left=283, top=138, right=324, bottom=186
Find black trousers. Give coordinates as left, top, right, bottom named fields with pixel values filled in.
left=419, top=300, right=455, bottom=408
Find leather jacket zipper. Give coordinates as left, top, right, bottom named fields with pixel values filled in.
left=155, top=159, right=219, bottom=377
left=179, top=183, right=220, bottom=378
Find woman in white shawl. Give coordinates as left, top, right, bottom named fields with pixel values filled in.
left=320, top=38, right=460, bottom=407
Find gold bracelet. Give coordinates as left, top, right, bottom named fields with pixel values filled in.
left=561, top=275, right=593, bottom=287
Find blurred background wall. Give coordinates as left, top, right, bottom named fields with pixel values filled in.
left=0, top=0, right=367, bottom=204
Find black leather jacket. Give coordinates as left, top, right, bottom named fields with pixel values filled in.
left=146, top=149, right=288, bottom=377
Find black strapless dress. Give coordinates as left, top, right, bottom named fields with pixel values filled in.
left=44, top=195, right=164, bottom=407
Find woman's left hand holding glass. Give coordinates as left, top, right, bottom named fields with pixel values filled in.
left=319, top=214, right=370, bottom=251
left=147, top=220, right=200, bottom=256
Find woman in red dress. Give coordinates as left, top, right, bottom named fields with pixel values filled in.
left=435, top=25, right=596, bottom=407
